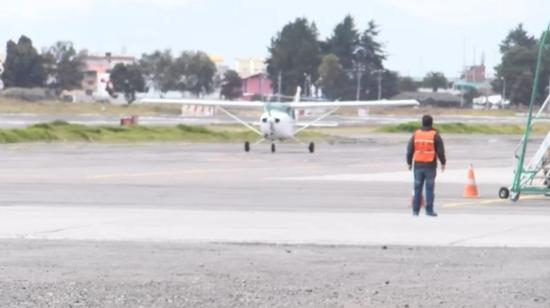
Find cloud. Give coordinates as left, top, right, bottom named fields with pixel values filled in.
left=0, top=0, right=94, bottom=22
left=380, top=0, right=530, bottom=25
left=133, top=0, right=200, bottom=9
left=0, top=0, right=201, bottom=22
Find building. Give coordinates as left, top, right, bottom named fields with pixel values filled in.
left=235, top=57, right=266, bottom=78
left=209, top=54, right=229, bottom=92
left=209, top=55, right=229, bottom=76
left=454, top=57, right=493, bottom=99
left=462, top=64, right=486, bottom=83
left=241, top=73, right=273, bottom=100
left=81, top=52, right=136, bottom=97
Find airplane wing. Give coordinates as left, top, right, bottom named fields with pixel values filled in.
left=288, top=99, right=419, bottom=108
left=139, top=98, right=265, bottom=108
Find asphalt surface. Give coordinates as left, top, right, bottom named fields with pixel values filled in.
left=1, top=135, right=549, bottom=307
left=0, top=134, right=546, bottom=213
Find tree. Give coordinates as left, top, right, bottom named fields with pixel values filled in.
left=493, top=25, right=550, bottom=105
left=165, top=51, right=216, bottom=97
left=1, top=35, right=46, bottom=88
left=318, top=54, right=347, bottom=100
left=358, top=21, right=386, bottom=71
left=378, top=70, right=400, bottom=99
left=323, top=19, right=387, bottom=100
left=500, top=23, right=537, bottom=53
left=266, top=18, right=321, bottom=96
left=399, top=76, right=419, bottom=92
left=139, top=50, right=174, bottom=94
left=463, top=87, right=479, bottom=106
left=322, top=16, right=363, bottom=100
left=494, top=46, right=538, bottom=105
left=186, top=51, right=217, bottom=97
left=168, top=51, right=192, bottom=93
left=42, top=41, right=84, bottom=93
left=220, top=70, right=242, bottom=100
left=325, top=15, right=360, bottom=70
left=423, top=72, right=448, bottom=92
left=109, top=63, right=146, bottom=104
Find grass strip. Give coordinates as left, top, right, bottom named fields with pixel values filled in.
left=377, top=122, right=550, bottom=135
left=0, top=121, right=323, bottom=143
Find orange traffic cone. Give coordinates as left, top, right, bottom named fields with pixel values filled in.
left=463, top=164, right=479, bottom=198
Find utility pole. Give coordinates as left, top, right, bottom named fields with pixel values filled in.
left=303, top=73, right=311, bottom=98
left=259, top=73, right=263, bottom=102
left=502, top=77, right=506, bottom=108
left=277, top=72, right=282, bottom=102
left=353, top=46, right=367, bottom=101
left=356, top=69, right=362, bottom=101
left=374, top=69, right=383, bottom=100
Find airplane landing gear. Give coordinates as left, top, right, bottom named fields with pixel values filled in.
left=271, top=143, right=276, bottom=153
left=244, top=141, right=250, bottom=152
left=308, top=142, right=315, bottom=153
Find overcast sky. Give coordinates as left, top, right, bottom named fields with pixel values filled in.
left=1, top=0, right=549, bottom=78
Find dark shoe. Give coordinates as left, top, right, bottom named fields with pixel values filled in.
left=413, top=212, right=419, bottom=216
left=426, top=211, right=438, bottom=217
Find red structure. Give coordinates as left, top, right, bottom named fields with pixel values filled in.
left=463, top=64, right=486, bottom=83
left=241, top=73, right=273, bottom=100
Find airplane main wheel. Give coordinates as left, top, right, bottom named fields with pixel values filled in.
left=498, top=187, right=509, bottom=199
left=271, top=143, right=276, bottom=153
left=308, top=142, right=315, bottom=153
left=244, top=141, right=250, bottom=152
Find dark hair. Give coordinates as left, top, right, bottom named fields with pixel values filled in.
left=422, top=115, right=433, bottom=127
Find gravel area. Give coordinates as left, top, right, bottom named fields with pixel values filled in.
left=1, top=240, right=549, bottom=307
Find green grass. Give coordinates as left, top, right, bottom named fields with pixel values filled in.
left=376, top=122, right=550, bottom=135
left=0, top=121, right=324, bottom=144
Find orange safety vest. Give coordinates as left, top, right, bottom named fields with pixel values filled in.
left=413, top=129, right=437, bottom=163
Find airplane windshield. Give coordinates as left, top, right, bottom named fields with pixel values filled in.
left=265, top=103, right=293, bottom=116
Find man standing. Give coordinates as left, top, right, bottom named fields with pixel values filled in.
left=407, top=115, right=446, bottom=216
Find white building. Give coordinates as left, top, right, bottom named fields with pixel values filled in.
left=235, top=57, right=266, bottom=78
left=81, top=52, right=135, bottom=97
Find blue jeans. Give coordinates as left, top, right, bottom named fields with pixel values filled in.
left=413, top=166, right=437, bottom=213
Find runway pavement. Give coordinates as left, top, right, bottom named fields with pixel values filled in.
left=0, top=134, right=548, bottom=247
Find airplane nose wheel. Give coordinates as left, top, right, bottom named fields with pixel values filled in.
left=244, top=141, right=250, bottom=152
left=308, top=142, right=315, bottom=153
left=271, top=143, right=276, bottom=153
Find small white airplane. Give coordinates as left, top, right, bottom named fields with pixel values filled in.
left=140, top=87, right=418, bottom=153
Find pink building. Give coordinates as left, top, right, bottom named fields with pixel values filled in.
left=241, top=73, right=273, bottom=100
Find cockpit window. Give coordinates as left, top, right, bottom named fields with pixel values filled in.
left=266, top=103, right=292, bottom=116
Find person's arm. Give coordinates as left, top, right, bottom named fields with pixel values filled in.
left=435, top=133, right=446, bottom=170
left=406, top=136, right=414, bottom=169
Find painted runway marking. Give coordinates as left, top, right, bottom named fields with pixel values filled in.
left=272, top=168, right=513, bottom=184
left=443, top=195, right=546, bottom=208
left=88, top=170, right=209, bottom=179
